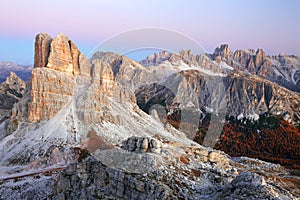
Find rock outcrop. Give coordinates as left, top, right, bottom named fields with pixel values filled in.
left=211, top=44, right=300, bottom=92
left=0, top=72, right=26, bottom=123
left=28, top=67, right=75, bottom=122
left=45, top=33, right=90, bottom=76
left=25, top=33, right=134, bottom=122
left=28, top=33, right=87, bottom=122
left=121, top=136, right=161, bottom=153
left=213, top=44, right=231, bottom=58
left=1, top=140, right=298, bottom=199
left=34, top=33, right=52, bottom=68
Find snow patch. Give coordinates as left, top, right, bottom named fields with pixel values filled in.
left=204, top=106, right=214, bottom=113
left=219, top=61, right=233, bottom=70
left=237, top=113, right=244, bottom=120
left=237, top=113, right=259, bottom=121
left=291, top=69, right=298, bottom=85
left=248, top=113, right=259, bottom=121
left=186, top=101, right=195, bottom=108
left=193, top=65, right=227, bottom=77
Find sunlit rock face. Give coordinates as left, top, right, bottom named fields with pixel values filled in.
left=27, top=67, right=75, bottom=122
left=34, top=33, right=52, bottom=69
left=136, top=70, right=300, bottom=127
left=211, top=44, right=300, bottom=92
left=25, top=33, right=136, bottom=123
left=29, top=33, right=79, bottom=122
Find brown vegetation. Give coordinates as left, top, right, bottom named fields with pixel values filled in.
left=214, top=119, right=300, bottom=169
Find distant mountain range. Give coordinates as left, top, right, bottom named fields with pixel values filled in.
left=0, top=62, right=32, bottom=83
left=140, top=45, right=300, bottom=93
left=0, top=33, right=299, bottom=199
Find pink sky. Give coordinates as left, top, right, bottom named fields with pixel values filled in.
left=0, top=0, right=300, bottom=64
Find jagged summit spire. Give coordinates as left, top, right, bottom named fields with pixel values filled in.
left=213, top=44, right=231, bottom=57
left=34, top=33, right=90, bottom=76
left=34, top=33, right=52, bottom=68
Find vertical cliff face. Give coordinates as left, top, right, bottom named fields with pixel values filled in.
left=136, top=70, right=300, bottom=128
left=28, top=68, right=75, bottom=122
left=44, top=33, right=90, bottom=76
left=211, top=44, right=300, bottom=92
left=34, top=33, right=91, bottom=76
left=46, top=34, right=74, bottom=74
left=28, top=33, right=81, bottom=122
left=34, top=33, right=52, bottom=69
left=213, top=44, right=231, bottom=59
left=24, top=33, right=136, bottom=123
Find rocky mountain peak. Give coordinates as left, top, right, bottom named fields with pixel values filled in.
left=26, top=33, right=92, bottom=122
left=179, top=49, right=193, bottom=58
left=5, top=71, right=22, bottom=83
left=46, top=33, right=74, bottom=74
left=246, top=49, right=256, bottom=55
left=210, top=45, right=300, bottom=92
left=255, top=48, right=265, bottom=67
left=0, top=72, right=26, bottom=124
left=0, top=62, right=32, bottom=83
left=13, top=33, right=137, bottom=123
left=256, top=48, right=265, bottom=56
left=34, top=32, right=90, bottom=77
left=213, top=44, right=231, bottom=57
left=139, top=50, right=172, bottom=66
left=1, top=72, right=25, bottom=96
left=4, top=72, right=26, bottom=94
left=90, top=51, right=120, bottom=65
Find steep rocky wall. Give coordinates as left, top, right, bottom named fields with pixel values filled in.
left=27, top=68, right=75, bottom=122
left=28, top=33, right=83, bottom=122
left=136, top=70, right=300, bottom=126
left=25, top=33, right=136, bottom=123
left=212, top=45, right=300, bottom=92
left=34, top=33, right=52, bottom=69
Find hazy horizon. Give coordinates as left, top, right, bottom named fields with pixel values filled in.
left=1, top=0, right=300, bottom=65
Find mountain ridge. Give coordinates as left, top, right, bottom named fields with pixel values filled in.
left=139, top=45, right=300, bottom=93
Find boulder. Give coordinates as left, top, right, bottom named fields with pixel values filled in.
left=121, top=136, right=161, bottom=153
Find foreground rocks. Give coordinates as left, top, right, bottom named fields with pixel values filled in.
left=121, top=136, right=161, bottom=153
left=0, top=138, right=298, bottom=199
